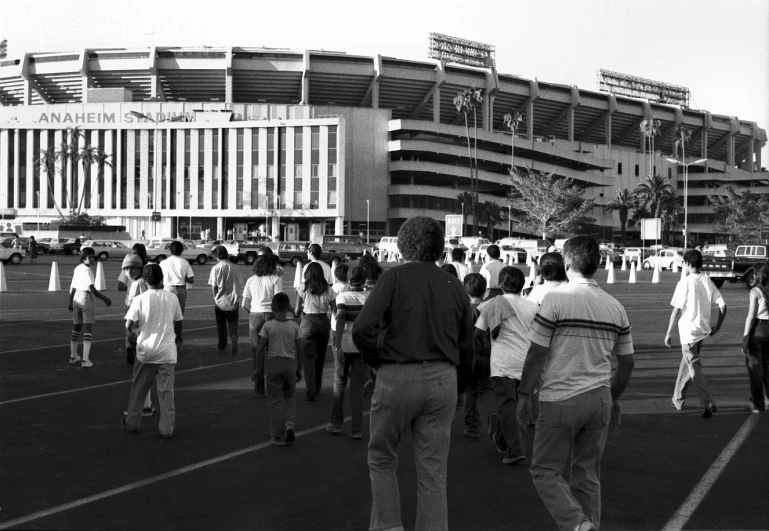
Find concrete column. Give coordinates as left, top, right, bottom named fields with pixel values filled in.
left=115, top=129, right=122, bottom=210
left=189, top=129, right=199, bottom=210
left=605, top=114, right=612, bottom=148
left=527, top=98, right=534, bottom=140
left=755, top=140, right=762, bottom=170
left=700, top=129, right=708, bottom=159
left=0, top=130, right=7, bottom=209
left=22, top=80, right=32, bottom=105
left=104, top=130, right=113, bottom=210
left=301, top=50, right=310, bottom=105
left=13, top=129, right=19, bottom=209
left=335, top=215, right=344, bottom=235
left=225, top=47, right=233, bottom=104
left=567, top=107, right=574, bottom=142
left=203, top=129, right=213, bottom=209
left=140, top=130, right=149, bottom=210
left=483, top=94, right=492, bottom=132
left=126, top=130, right=136, bottom=212
left=432, top=85, right=440, bottom=123
left=89, top=129, right=99, bottom=210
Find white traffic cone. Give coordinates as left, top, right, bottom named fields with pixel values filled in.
left=465, top=251, right=472, bottom=266
left=95, top=261, right=106, bottom=290
left=628, top=262, right=637, bottom=284
left=607, top=262, right=615, bottom=284
left=528, top=262, right=537, bottom=283
left=637, top=255, right=643, bottom=271
left=672, top=260, right=679, bottom=273
left=475, top=250, right=481, bottom=264
left=621, top=255, right=627, bottom=271
left=514, top=251, right=519, bottom=265
left=605, top=256, right=611, bottom=270
left=293, top=261, right=303, bottom=290
left=652, top=261, right=661, bottom=283
left=0, top=262, right=6, bottom=292
left=330, top=260, right=337, bottom=283
left=526, top=252, right=532, bottom=265
left=48, top=261, right=61, bottom=291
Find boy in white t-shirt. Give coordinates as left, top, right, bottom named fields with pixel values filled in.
left=160, top=241, right=195, bottom=314
left=475, top=266, right=538, bottom=465
left=329, top=263, right=349, bottom=356
left=67, top=247, right=112, bottom=368
left=122, top=264, right=184, bottom=438
left=665, top=249, right=727, bottom=418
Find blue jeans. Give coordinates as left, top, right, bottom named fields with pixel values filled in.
left=265, top=356, right=297, bottom=441
left=368, top=361, right=457, bottom=531
left=330, top=351, right=367, bottom=434
left=300, top=314, right=330, bottom=397
left=530, top=386, right=611, bottom=531
left=746, top=320, right=769, bottom=411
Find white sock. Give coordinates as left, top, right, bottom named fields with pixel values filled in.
left=82, top=333, right=92, bottom=361
left=70, top=331, right=79, bottom=358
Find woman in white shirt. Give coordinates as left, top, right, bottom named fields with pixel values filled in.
left=296, top=262, right=335, bottom=401
left=243, top=253, right=283, bottom=398
left=68, top=247, right=112, bottom=368
left=742, top=262, right=769, bottom=413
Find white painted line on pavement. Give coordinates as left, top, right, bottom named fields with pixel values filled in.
left=0, top=355, right=249, bottom=405
left=662, top=413, right=761, bottom=531
left=0, top=304, right=215, bottom=327
left=0, top=412, right=369, bottom=530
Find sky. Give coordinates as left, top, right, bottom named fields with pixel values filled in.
left=2, top=0, right=768, bottom=161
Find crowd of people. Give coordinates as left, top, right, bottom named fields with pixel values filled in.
left=61, top=216, right=769, bottom=531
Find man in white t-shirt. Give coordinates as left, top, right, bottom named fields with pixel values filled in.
left=160, top=241, right=195, bottom=314
left=480, top=245, right=505, bottom=299
left=665, top=249, right=727, bottom=417
left=122, top=263, right=183, bottom=438
left=301, top=243, right=333, bottom=286
left=475, top=266, right=538, bottom=466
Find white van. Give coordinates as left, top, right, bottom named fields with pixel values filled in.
left=376, top=237, right=399, bottom=258
left=494, top=238, right=550, bottom=260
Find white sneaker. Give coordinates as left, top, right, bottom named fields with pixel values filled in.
left=69, top=355, right=81, bottom=364
left=81, top=359, right=94, bottom=368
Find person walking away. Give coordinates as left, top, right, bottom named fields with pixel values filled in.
left=243, top=253, right=283, bottom=397
left=476, top=266, right=538, bottom=465
left=119, top=253, right=155, bottom=416
left=327, top=266, right=369, bottom=439
left=329, top=263, right=350, bottom=358
left=742, top=262, right=769, bottom=413
left=254, top=292, right=304, bottom=445
left=122, top=264, right=183, bottom=438
left=11, top=235, right=21, bottom=250
left=450, top=247, right=471, bottom=280
left=664, top=249, right=727, bottom=417
left=462, top=273, right=492, bottom=439
left=296, top=262, right=334, bottom=401
left=357, top=254, right=384, bottom=395
left=302, top=243, right=333, bottom=286
left=352, top=216, right=474, bottom=531
left=517, top=236, right=635, bottom=531
left=67, top=247, right=112, bottom=367
left=28, top=236, right=38, bottom=264
left=480, top=244, right=505, bottom=299
left=209, top=245, right=242, bottom=354
left=160, top=241, right=195, bottom=314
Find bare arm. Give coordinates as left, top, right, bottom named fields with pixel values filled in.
left=519, top=343, right=550, bottom=396
left=89, top=284, right=112, bottom=306
left=69, top=287, right=76, bottom=309
left=295, top=338, right=305, bottom=378
left=611, top=354, right=635, bottom=400
left=664, top=308, right=682, bottom=347
left=710, top=303, right=727, bottom=335
left=335, top=306, right=347, bottom=351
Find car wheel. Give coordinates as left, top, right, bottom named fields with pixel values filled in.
left=244, top=253, right=256, bottom=266
left=744, top=269, right=756, bottom=289
left=155, top=254, right=167, bottom=263
left=98, top=252, right=109, bottom=261
left=712, top=279, right=725, bottom=288
left=291, top=256, right=302, bottom=267
left=196, top=254, right=208, bottom=265
left=643, top=261, right=652, bottom=270
left=10, top=253, right=22, bottom=265
left=36, top=248, right=45, bottom=256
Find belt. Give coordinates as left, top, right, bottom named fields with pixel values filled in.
left=169, top=285, right=187, bottom=288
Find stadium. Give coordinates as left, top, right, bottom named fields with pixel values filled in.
left=0, top=43, right=766, bottom=243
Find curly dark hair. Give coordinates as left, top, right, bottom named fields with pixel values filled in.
left=463, top=272, right=487, bottom=298
left=303, top=262, right=329, bottom=295
left=563, top=236, right=600, bottom=275
left=539, top=252, right=567, bottom=282
left=397, top=216, right=444, bottom=262
left=131, top=243, right=148, bottom=265
left=358, top=254, right=383, bottom=283
left=499, top=266, right=525, bottom=294
left=253, top=254, right=279, bottom=277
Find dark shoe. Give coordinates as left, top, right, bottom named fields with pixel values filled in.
left=487, top=411, right=500, bottom=441
left=326, top=425, right=341, bottom=435
left=159, top=433, right=174, bottom=439
left=493, top=431, right=509, bottom=454
left=463, top=429, right=480, bottom=439
left=126, top=347, right=135, bottom=365
left=120, top=416, right=138, bottom=432
left=306, top=393, right=316, bottom=402
left=217, top=347, right=226, bottom=353
left=703, top=403, right=717, bottom=418
left=349, top=432, right=363, bottom=440
left=285, top=424, right=296, bottom=443
left=271, top=438, right=286, bottom=446
left=142, top=406, right=156, bottom=417
left=502, top=455, right=526, bottom=465
left=748, top=398, right=766, bottom=413
left=231, top=336, right=238, bottom=356
left=254, top=391, right=265, bottom=398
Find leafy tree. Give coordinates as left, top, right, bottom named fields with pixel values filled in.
left=628, top=203, right=651, bottom=230
left=602, top=188, right=635, bottom=242
left=508, top=169, right=595, bottom=239
left=456, top=191, right=474, bottom=236
left=454, top=88, right=482, bottom=235
left=35, top=145, right=64, bottom=217
left=503, top=111, right=523, bottom=171
left=632, top=173, right=676, bottom=219
left=54, top=213, right=107, bottom=227
left=477, top=201, right=503, bottom=240
left=710, top=187, right=769, bottom=242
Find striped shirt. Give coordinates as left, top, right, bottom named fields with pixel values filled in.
left=527, top=277, right=634, bottom=401
left=336, top=288, right=370, bottom=353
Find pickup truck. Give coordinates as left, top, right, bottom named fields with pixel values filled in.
left=701, top=243, right=768, bottom=289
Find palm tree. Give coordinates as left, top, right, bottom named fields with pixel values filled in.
left=454, top=88, right=482, bottom=236
left=639, top=118, right=661, bottom=178
left=76, top=146, right=111, bottom=214
left=477, top=201, right=503, bottom=241
left=456, top=191, right=474, bottom=236
left=674, top=124, right=692, bottom=161
left=632, top=174, right=676, bottom=219
left=35, top=146, right=65, bottom=217
left=628, top=203, right=651, bottom=230
left=503, top=111, right=523, bottom=172
left=602, top=188, right=634, bottom=243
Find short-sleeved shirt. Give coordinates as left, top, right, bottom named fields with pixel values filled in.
left=330, top=282, right=348, bottom=331
left=300, top=287, right=334, bottom=314
left=528, top=277, right=634, bottom=402
left=70, top=263, right=95, bottom=291
left=451, top=261, right=471, bottom=281
left=126, top=278, right=148, bottom=311
left=242, top=274, right=283, bottom=313
left=125, top=289, right=183, bottom=364
left=208, top=261, right=242, bottom=311
left=302, top=259, right=333, bottom=286
left=160, top=255, right=194, bottom=287
left=336, top=289, right=370, bottom=353
left=480, top=260, right=505, bottom=296
left=476, top=294, right=538, bottom=379
left=670, top=273, right=726, bottom=344
left=259, top=319, right=301, bottom=360
left=527, top=281, right=568, bottom=307
left=752, top=287, right=769, bottom=320
left=118, top=270, right=134, bottom=307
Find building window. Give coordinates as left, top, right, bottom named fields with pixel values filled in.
left=617, top=162, right=622, bottom=175
left=32, top=130, right=40, bottom=208
left=278, top=128, right=286, bottom=208
left=169, top=130, right=176, bottom=209
left=267, top=129, right=275, bottom=209
left=183, top=130, right=190, bottom=209
left=213, top=129, right=219, bottom=209
left=634, top=164, right=639, bottom=177
left=251, top=129, right=259, bottom=209
left=311, top=126, right=319, bottom=177
left=236, top=129, right=244, bottom=209
left=294, top=127, right=303, bottom=209
left=6, top=130, right=13, bottom=208
left=198, top=131, right=205, bottom=209
left=328, top=125, right=338, bottom=178
left=668, top=167, right=672, bottom=179
left=135, top=130, right=142, bottom=209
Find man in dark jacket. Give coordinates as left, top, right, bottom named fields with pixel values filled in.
left=353, top=216, right=473, bottom=531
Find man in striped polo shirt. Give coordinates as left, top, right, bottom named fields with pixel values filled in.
left=517, top=236, right=635, bottom=531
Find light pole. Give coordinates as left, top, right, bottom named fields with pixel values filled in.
left=460, top=202, right=465, bottom=237
left=508, top=205, right=512, bottom=236
left=366, top=199, right=370, bottom=244
left=666, top=157, right=707, bottom=249
left=36, top=191, right=40, bottom=233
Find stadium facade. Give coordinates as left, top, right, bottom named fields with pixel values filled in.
left=0, top=46, right=766, bottom=242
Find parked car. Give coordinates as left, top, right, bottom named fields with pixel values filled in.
left=701, top=243, right=769, bottom=289
left=0, top=247, right=25, bottom=265
left=39, top=237, right=69, bottom=254
left=600, top=248, right=624, bottom=265
left=500, top=245, right=528, bottom=264
left=642, top=248, right=685, bottom=270
left=375, top=237, right=399, bottom=260
left=62, top=238, right=83, bottom=255
left=83, top=239, right=133, bottom=261
left=264, top=241, right=311, bottom=267
left=146, top=242, right=210, bottom=265
left=623, top=247, right=652, bottom=261
left=310, top=234, right=367, bottom=261
left=0, top=237, right=49, bottom=255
